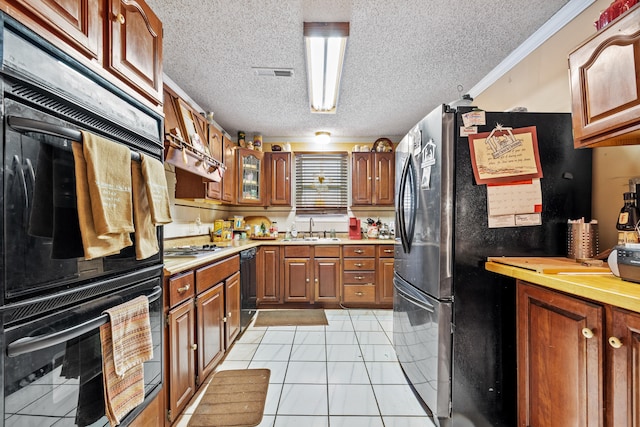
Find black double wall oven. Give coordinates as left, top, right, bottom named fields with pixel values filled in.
left=0, top=14, right=165, bottom=426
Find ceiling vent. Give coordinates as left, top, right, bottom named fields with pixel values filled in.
left=252, top=67, right=294, bottom=77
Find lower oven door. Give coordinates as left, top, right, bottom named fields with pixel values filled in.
left=1, top=276, right=162, bottom=426
left=393, top=272, right=452, bottom=419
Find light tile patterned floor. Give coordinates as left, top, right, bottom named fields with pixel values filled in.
left=174, top=309, right=436, bottom=427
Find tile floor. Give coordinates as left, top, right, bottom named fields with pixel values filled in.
left=174, top=309, right=436, bottom=427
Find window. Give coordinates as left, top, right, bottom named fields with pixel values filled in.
left=295, top=152, right=348, bottom=213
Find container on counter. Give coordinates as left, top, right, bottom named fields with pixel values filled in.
left=616, top=192, right=640, bottom=243
left=567, top=218, right=599, bottom=260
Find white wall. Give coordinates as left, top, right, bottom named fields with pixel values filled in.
left=474, top=0, right=640, bottom=250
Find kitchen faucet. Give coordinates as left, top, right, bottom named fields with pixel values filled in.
left=308, top=217, right=315, bottom=238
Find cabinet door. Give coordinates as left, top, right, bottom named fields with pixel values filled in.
left=284, top=258, right=312, bottom=302
left=374, top=152, right=395, bottom=205
left=569, top=6, right=640, bottom=148
left=195, top=283, right=224, bottom=385
left=268, top=152, right=291, bottom=206
left=377, top=257, right=394, bottom=305
left=314, top=257, right=340, bottom=303
left=225, top=271, right=241, bottom=345
left=237, top=148, right=264, bottom=205
left=608, top=307, right=640, bottom=427
left=168, top=299, right=195, bottom=420
left=108, top=0, right=162, bottom=104
left=6, top=0, right=102, bottom=60
left=222, top=135, right=236, bottom=203
left=351, top=152, right=372, bottom=205
left=257, top=246, right=281, bottom=304
left=206, top=125, right=223, bottom=200
left=517, top=281, right=603, bottom=427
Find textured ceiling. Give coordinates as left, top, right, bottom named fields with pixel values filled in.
left=145, top=0, right=572, bottom=141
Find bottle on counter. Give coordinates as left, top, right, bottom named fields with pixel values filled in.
left=617, top=192, right=640, bottom=243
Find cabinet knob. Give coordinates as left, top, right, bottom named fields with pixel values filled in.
left=228, top=312, right=232, bottom=317
left=609, top=336, right=623, bottom=349
left=116, top=13, right=125, bottom=24
left=315, top=278, right=318, bottom=283
left=191, top=343, right=197, bottom=351
left=368, top=176, right=372, bottom=180
left=384, top=249, right=393, bottom=253
left=355, top=292, right=364, bottom=296
left=354, top=249, right=364, bottom=254
left=581, top=327, right=594, bottom=339
left=306, top=278, right=310, bottom=283
left=354, top=263, right=364, bottom=267
left=177, top=284, right=191, bottom=294
left=355, top=276, right=364, bottom=280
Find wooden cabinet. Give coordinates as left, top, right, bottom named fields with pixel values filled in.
left=266, top=152, right=291, bottom=206
left=0, top=0, right=164, bottom=107
left=205, top=125, right=224, bottom=201
left=607, top=307, right=640, bottom=427
left=377, top=244, right=394, bottom=305
left=313, top=246, right=341, bottom=303
left=107, top=0, right=163, bottom=104
left=257, top=246, right=281, bottom=304
left=225, top=271, right=241, bottom=345
left=165, top=255, right=240, bottom=424
left=167, top=298, right=195, bottom=421
left=517, top=281, right=604, bottom=427
left=569, top=5, right=640, bottom=148
left=351, top=152, right=395, bottom=206
left=342, top=245, right=377, bottom=304
left=221, top=135, right=236, bottom=203
left=237, top=148, right=264, bottom=205
left=283, top=252, right=312, bottom=303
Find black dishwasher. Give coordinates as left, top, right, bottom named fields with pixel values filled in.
left=239, top=248, right=257, bottom=331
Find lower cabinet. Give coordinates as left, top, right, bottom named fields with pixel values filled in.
left=165, top=255, right=240, bottom=425
left=342, top=245, right=376, bottom=305
left=257, top=246, right=281, bottom=304
left=377, top=244, right=394, bottom=305
left=283, top=246, right=312, bottom=302
left=517, top=280, right=640, bottom=427
left=313, top=246, right=340, bottom=304
left=282, top=245, right=340, bottom=304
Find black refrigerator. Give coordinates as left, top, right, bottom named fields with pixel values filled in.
left=392, top=104, right=592, bottom=427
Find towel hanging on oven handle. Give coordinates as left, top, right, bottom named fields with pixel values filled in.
left=7, top=116, right=142, bottom=162
left=6, top=286, right=162, bottom=357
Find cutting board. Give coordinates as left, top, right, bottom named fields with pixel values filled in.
left=487, top=257, right=611, bottom=274
left=244, top=216, right=271, bottom=230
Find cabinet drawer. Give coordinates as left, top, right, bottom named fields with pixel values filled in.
left=343, top=285, right=376, bottom=303
left=343, top=271, right=375, bottom=284
left=378, top=245, right=394, bottom=258
left=344, top=259, right=376, bottom=270
left=343, top=245, right=375, bottom=257
left=284, top=245, right=311, bottom=258
left=195, top=255, right=240, bottom=293
left=169, top=271, right=195, bottom=307
left=314, top=245, right=340, bottom=257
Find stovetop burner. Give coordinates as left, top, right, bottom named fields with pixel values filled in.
left=163, top=245, right=222, bottom=258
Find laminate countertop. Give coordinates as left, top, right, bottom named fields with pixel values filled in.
left=163, top=237, right=394, bottom=276
left=486, top=259, right=640, bottom=312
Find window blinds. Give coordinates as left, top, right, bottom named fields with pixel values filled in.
left=295, top=152, right=348, bottom=212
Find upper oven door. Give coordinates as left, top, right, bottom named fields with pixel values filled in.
left=2, top=99, right=161, bottom=302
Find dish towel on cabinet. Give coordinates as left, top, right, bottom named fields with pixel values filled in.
left=131, top=160, right=159, bottom=260
left=139, top=153, right=172, bottom=225
left=100, top=295, right=153, bottom=426
left=72, top=141, right=132, bottom=259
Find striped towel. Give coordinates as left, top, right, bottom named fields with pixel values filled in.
left=101, top=296, right=153, bottom=426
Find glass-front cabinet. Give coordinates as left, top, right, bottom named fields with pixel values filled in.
left=237, top=147, right=264, bottom=204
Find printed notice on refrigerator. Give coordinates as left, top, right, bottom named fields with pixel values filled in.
left=468, top=125, right=543, bottom=184
left=487, top=179, right=543, bottom=228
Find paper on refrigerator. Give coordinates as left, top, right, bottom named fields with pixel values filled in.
left=487, top=179, right=542, bottom=228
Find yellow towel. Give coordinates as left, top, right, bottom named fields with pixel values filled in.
left=100, top=323, right=145, bottom=427
left=72, top=142, right=132, bottom=259
left=81, top=131, right=135, bottom=237
left=140, top=153, right=172, bottom=225
left=132, top=161, right=159, bottom=260
left=103, top=295, right=153, bottom=376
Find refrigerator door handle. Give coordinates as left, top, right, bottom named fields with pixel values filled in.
left=397, top=154, right=417, bottom=253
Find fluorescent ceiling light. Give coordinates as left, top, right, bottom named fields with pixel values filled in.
left=304, top=22, right=349, bottom=114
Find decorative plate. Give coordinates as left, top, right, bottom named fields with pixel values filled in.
left=372, top=137, right=393, bottom=152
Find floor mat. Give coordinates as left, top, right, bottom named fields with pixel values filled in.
left=188, top=369, right=270, bottom=427
left=253, top=309, right=328, bottom=327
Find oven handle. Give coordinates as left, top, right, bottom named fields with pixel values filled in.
left=7, top=116, right=142, bottom=162
left=7, top=286, right=162, bottom=358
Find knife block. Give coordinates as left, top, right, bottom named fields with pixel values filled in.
left=348, top=217, right=361, bottom=240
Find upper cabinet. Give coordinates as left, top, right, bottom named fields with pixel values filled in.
left=1, top=0, right=163, bottom=108
left=569, top=5, right=640, bottom=148
left=351, top=152, right=395, bottom=206
left=237, top=148, right=264, bottom=205
left=266, top=152, right=291, bottom=206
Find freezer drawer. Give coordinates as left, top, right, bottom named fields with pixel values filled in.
left=393, top=273, right=452, bottom=419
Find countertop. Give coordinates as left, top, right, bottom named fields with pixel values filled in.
left=486, top=260, right=640, bottom=313
left=163, top=237, right=394, bottom=276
